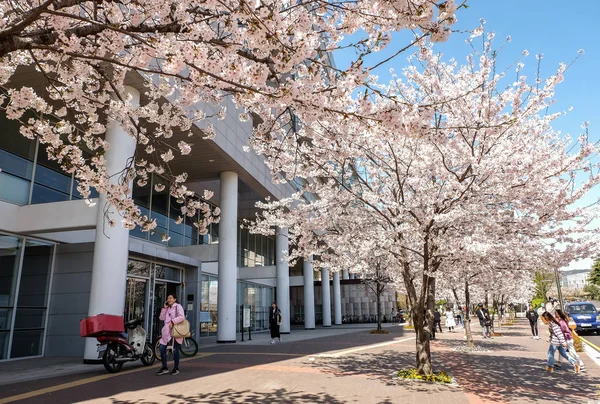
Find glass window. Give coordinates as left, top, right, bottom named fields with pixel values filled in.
left=0, top=149, right=34, bottom=180
left=168, top=196, right=184, bottom=247
left=150, top=175, right=169, bottom=229
left=16, top=241, right=52, bottom=307
left=155, top=265, right=182, bottom=282
left=0, top=169, right=31, bottom=205
left=129, top=181, right=150, bottom=240
left=184, top=215, right=198, bottom=246
left=127, top=260, right=151, bottom=278
left=149, top=175, right=168, bottom=243
left=0, top=235, right=22, bottom=360
left=0, top=235, right=21, bottom=308
left=209, top=223, right=219, bottom=244
left=0, top=113, right=36, bottom=160
left=31, top=143, right=72, bottom=204
left=0, top=113, right=35, bottom=205
left=10, top=329, right=44, bottom=358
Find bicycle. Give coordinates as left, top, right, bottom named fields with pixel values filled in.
left=154, top=330, right=198, bottom=360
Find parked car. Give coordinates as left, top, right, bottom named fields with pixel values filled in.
left=565, top=301, right=600, bottom=335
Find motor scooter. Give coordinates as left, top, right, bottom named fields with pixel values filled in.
left=95, top=318, right=155, bottom=373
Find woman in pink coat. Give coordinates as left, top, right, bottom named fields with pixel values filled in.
left=156, top=294, right=185, bottom=375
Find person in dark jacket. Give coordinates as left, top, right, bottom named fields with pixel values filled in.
left=525, top=304, right=540, bottom=339
left=475, top=304, right=491, bottom=338
left=433, top=309, right=442, bottom=333
left=269, top=302, right=282, bottom=344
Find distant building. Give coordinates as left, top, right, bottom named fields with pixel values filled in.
left=560, top=269, right=591, bottom=290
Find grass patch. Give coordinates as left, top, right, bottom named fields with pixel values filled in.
left=397, top=368, right=452, bottom=384
left=369, top=329, right=390, bottom=334
left=404, top=325, right=415, bottom=330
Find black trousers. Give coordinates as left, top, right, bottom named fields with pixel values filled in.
left=434, top=320, right=442, bottom=332
left=530, top=322, right=538, bottom=336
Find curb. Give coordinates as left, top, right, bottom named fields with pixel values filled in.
left=580, top=337, right=600, bottom=368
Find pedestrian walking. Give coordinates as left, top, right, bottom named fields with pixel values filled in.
left=269, top=302, right=282, bottom=344
left=555, top=309, right=585, bottom=371
left=433, top=309, right=442, bottom=333
left=540, top=312, right=579, bottom=373
left=525, top=304, right=540, bottom=339
left=156, top=294, right=185, bottom=376
left=475, top=304, right=492, bottom=338
left=391, top=308, right=397, bottom=325
left=454, top=308, right=462, bottom=326
left=445, top=308, right=456, bottom=332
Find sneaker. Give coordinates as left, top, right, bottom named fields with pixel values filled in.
left=270, top=340, right=275, bottom=344
left=545, top=366, right=554, bottom=373
left=171, top=368, right=180, bottom=375
left=156, top=368, right=169, bottom=376
left=279, top=337, right=282, bottom=342
left=574, top=364, right=580, bottom=374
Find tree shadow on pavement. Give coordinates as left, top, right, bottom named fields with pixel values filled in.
left=109, top=388, right=347, bottom=404
left=441, top=351, right=596, bottom=403
left=314, top=346, right=598, bottom=403
left=314, top=349, right=459, bottom=394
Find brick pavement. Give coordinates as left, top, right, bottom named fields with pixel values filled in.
left=0, top=320, right=597, bottom=404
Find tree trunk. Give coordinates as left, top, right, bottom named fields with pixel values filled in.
left=464, top=279, right=474, bottom=349
left=376, top=283, right=382, bottom=332
left=413, top=306, right=433, bottom=375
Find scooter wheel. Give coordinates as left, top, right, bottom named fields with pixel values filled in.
left=103, top=343, right=124, bottom=373
left=141, top=342, right=155, bottom=366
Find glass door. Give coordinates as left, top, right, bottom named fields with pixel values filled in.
left=124, top=278, right=148, bottom=323
left=152, top=282, right=167, bottom=340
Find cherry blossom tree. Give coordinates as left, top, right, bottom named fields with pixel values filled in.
left=252, top=31, right=600, bottom=374
left=0, top=0, right=458, bottom=232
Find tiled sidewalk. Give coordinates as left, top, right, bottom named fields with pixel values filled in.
left=0, top=321, right=597, bottom=403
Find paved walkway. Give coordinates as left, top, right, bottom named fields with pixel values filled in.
left=0, top=320, right=597, bottom=404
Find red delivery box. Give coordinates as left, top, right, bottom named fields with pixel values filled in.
left=80, top=314, right=124, bottom=337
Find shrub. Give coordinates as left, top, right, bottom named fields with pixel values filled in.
left=572, top=332, right=584, bottom=353
left=369, top=329, right=390, bottom=334
left=397, top=368, right=452, bottom=384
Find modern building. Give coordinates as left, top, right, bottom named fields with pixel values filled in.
left=0, top=71, right=388, bottom=362
left=560, top=269, right=591, bottom=290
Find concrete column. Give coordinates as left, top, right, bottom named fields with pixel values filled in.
left=276, top=227, right=290, bottom=334
left=84, top=86, right=139, bottom=361
left=342, top=269, right=349, bottom=280
left=321, top=268, right=331, bottom=327
left=303, top=257, right=315, bottom=329
left=217, top=171, right=238, bottom=343
left=333, top=271, right=342, bottom=325
left=357, top=301, right=362, bottom=318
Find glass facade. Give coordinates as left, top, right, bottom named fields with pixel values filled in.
left=131, top=175, right=220, bottom=248
left=0, top=113, right=99, bottom=206
left=236, top=281, right=274, bottom=332
left=0, top=232, right=54, bottom=360
left=130, top=173, right=275, bottom=267
left=198, top=275, right=274, bottom=336
left=237, top=228, right=275, bottom=268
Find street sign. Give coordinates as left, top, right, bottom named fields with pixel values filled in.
left=243, top=308, right=250, bottom=328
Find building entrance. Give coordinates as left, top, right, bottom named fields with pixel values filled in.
left=126, top=259, right=183, bottom=342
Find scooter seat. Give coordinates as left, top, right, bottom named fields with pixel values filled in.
left=124, top=318, right=143, bottom=329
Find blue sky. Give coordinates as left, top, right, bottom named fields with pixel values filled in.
left=334, top=1, right=600, bottom=270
